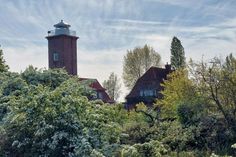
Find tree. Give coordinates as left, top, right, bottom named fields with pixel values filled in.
left=187, top=55, right=236, bottom=151
left=0, top=48, right=9, bottom=72
left=0, top=69, right=123, bottom=156
left=190, top=54, right=236, bottom=134
left=158, top=55, right=236, bottom=153
left=170, top=37, right=185, bottom=69
left=123, top=44, right=161, bottom=89
left=162, top=53, right=236, bottom=133
left=103, top=72, right=121, bottom=101
left=21, top=65, right=70, bottom=89
left=158, top=69, right=201, bottom=119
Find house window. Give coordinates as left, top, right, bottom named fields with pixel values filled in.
left=98, top=92, right=103, bottom=99
left=140, top=89, right=156, bottom=97
left=93, top=94, right=97, bottom=99
left=53, top=52, right=59, bottom=61
left=140, top=90, right=144, bottom=97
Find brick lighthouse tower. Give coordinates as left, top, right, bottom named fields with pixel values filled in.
left=46, top=20, right=78, bottom=75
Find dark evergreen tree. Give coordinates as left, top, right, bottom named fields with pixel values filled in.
left=0, top=48, right=9, bottom=72
left=170, top=37, right=186, bottom=69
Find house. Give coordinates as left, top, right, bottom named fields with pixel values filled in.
left=125, top=64, right=173, bottom=109
left=79, top=78, right=114, bottom=104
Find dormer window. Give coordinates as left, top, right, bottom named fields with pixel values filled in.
left=53, top=52, right=59, bottom=61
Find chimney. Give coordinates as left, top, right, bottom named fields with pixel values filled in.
left=165, top=62, right=171, bottom=73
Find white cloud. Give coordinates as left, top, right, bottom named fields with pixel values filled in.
left=4, top=45, right=47, bottom=72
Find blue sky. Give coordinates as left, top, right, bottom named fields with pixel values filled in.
left=1, top=0, right=236, bottom=100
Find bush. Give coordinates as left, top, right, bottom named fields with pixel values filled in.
left=121, top=140, right=167, bottom=157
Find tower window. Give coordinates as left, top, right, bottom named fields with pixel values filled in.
left=53, top=52, right=59, bottom=61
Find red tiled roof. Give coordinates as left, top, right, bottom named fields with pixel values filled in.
left=99, top=90, right=115, bottom=103
left=79, top=78, right=105, bottom=91
left=79, top=77, right=114, bottom=103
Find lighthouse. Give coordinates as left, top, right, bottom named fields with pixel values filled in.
left=46, top=20, right=78, bottom=75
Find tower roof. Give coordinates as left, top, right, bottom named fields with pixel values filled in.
left=54, top=20, right=71, bottom=28
left=47, top=20, right=77, bottom=37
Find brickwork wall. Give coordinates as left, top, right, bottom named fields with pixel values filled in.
left=47, top=35, right=78, bottom=75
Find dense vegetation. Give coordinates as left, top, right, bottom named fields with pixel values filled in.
left=0, top=49, right=236, bottom=156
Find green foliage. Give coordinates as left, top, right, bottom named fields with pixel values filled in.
left=177, top=102, right=206, bottom=126
left=188, top=54, right=236, bottom=135
left=1, top=54, right=236, bottom=156
left=158, top=69, right=200, bottom=119
left=0, top=72, right=19, bottom=122
left=121, top=145, right=140, bottom=157
left=123, top=44, right=161, bottom=89
left=121, top=122, right=150, bottom=145
left=0, top=69, right=125, bottom=156
left=161, top=121, right=197, bottom=151
left=121, top=140, right=168, bottom=157
left=195, top=114, right=233, bottom=151
left=1, top=79, right=87, bottom=156
left=21, top=65, right=70, bottom=89
left=170, top=36, right=186, bottom=69
left=157, top=54, right=236, bottom=156
left=0, top=48, right=9, bottom=73
left=2, top=77, right=27, bottom=96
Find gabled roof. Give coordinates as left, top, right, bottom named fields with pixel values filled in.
left=126, top=66, right=172, bottom=98
left=79, top=77, right=114, bottom=103
left=99, top=90, right=115, bottom=104
left=79, top=78, right=105, bottom=91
